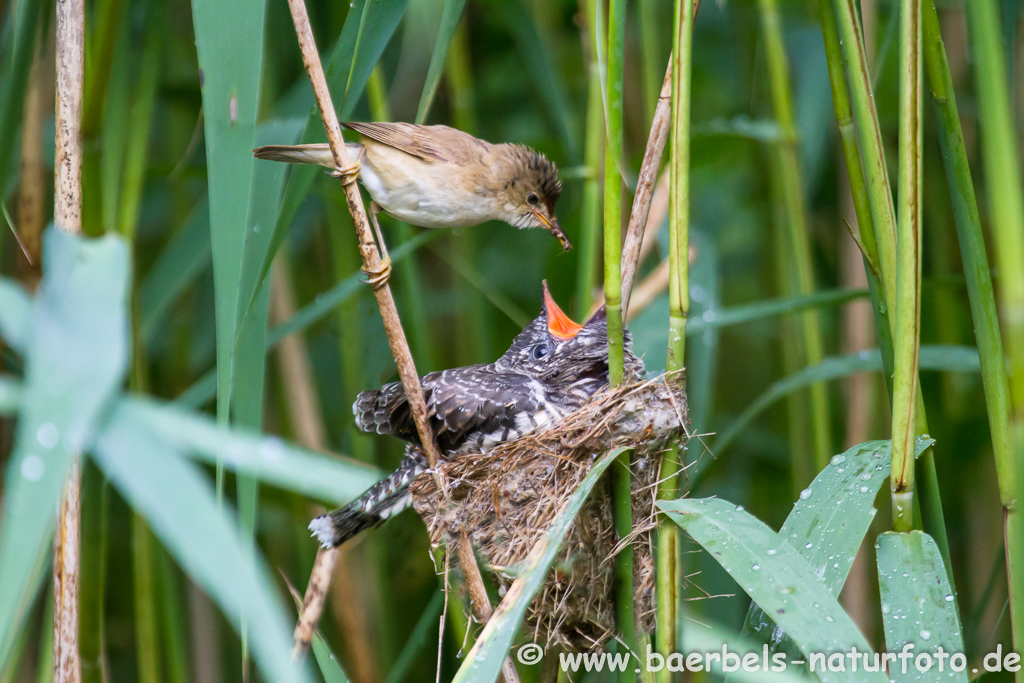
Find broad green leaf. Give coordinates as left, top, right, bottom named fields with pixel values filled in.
left=190, top=0, right=264, bottom=425
left=92, top=414, right=309, bottom=683
left=252, top=0, right=410, bottom=305
left=0, top=375, right=22, bottom=413
left=233, top=118, right=306, bottom=553
left=713, top=346, right=981, bottom=455
left=659, top=497, right=887, bottom=683
left=681, top=621, right=812, bottom=682
left=877, top=532, right=968, bottom=683
left=0, top=230, right=130, bottom=665
left=414, top=0, right=467, bottom=124
left=451, top=447, right=626, bottom=683
left=114, top=396, right=380, bottom=504
left=312, top=634, right=349, bottom=683
left=741, top=438, right=934, bottom=656
left=0, top=278, right=31, bottom=353
left=138, top=196, right=211, bottom=344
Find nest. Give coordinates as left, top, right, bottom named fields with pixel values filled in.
left=410, top=376, right=688, bottom=651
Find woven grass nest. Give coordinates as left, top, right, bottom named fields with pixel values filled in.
left=409, top=375, right=688, bottom=651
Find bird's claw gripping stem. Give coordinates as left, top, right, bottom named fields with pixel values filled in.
left=330, top=157, right=362, bottom=187
left=361, top=257, right=392, bottom=290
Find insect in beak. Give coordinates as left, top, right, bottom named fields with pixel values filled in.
left=533, top=210, right=572, bottom=251
left=542, top=281, right=583, bottom=340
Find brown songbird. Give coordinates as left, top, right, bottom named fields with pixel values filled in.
left=254, top=122, right=568, bottom=249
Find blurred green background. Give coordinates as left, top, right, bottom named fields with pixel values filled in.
left=0, top=0, right=1020, bottom=680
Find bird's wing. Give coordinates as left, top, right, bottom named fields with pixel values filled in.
left=353, top=367, right=548, bottom=453
left=342, top=122, right=485, bottom=164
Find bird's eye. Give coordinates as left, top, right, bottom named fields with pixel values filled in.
left=532, top=343, right=549, bottom=359
left=527, top=192, right=540, bottom=206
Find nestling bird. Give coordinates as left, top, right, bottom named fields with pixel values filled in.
left=308, top=282, right=644, bottom=548
left=254, top=122, right=568, bottom=266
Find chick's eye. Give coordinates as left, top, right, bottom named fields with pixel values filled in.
left=531, top=343, right=549, bottom=359
left=527, top=192, right=539, bottom=206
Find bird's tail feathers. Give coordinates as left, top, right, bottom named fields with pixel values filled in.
left=308, top=448, right=428, bottom=547
left=253, top=142, right=362, bottom=169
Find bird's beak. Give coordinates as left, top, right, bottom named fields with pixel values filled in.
left=542, top=280, right=583, bottom=340
left=533, top=210, right=572, bottom=251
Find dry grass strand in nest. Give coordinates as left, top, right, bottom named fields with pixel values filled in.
left=410, top=375, right=688, bottom=650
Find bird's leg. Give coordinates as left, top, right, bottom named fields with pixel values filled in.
left=362, top=201, right=392, bottom=289
left=329, top=147, right=364, bottom=187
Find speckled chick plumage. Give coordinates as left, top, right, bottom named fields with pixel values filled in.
left=308, top=287, right=644, bottom=547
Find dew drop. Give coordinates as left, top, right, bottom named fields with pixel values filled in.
left=37, top=423, right=59, bottom=450
left=21, top=454, right=45, bottom=482
left=920, top=630, right=931, bottom=641
left=799, top=489, right=811, bottom=500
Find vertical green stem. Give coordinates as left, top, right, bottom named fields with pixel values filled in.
left=603, top=0, right=633, bottom=677
left=133, top=517, right=160, bottom=683
left=576, top=0, right=605, bottom=318
left=758, top=0, right=833, bottom=472
left=817, top=0, right=896, bottom=389
left=638, top=0, right=662, bottom=123
left=830, top=0, right=952, bottom=563
left=834, top=0, right=899, bottom=308
left=78, top=462, right=107, bottom=683
left=967, top=0, right=1024, bottom=668
left=891, top=0, right=922, bottom=533
left=923, top=0, right=1019, bottom=645
left=657, top=2, right=692, bottom=680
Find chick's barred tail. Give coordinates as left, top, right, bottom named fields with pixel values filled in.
left=308, top=447, right=429, bottom=547
left=253, top=142, right=363, bottom=169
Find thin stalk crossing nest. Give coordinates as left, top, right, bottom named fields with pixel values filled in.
left=410, top=375, right=688, bottom=650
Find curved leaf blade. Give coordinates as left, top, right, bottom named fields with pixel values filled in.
left=114, top=396, right=380, bottom=505
left=93, top=414, right=310, bottom=683
left=741, top=438, right=934, bottom=655
left=877, top=531, right=968, bottom=683
left=0, top=230, right=130, bottom=665
left=658, top=497, right=887, bottom=683
left=0, top=278, right=31, bottom=353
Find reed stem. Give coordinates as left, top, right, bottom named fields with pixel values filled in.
left=966, top=0, right=1024, bottom=667
left=576, top=0, right=605, bottom=318
left=758, top=0, right=833, bottom=473
left=817, top=0, right=895, bottom=388
left=656, top=2, right=693, bottom=680
left=602, top=0, right=634, bottom=676
left=891, top=0, right=923, bottom=533
left=53, top=0, right=84, bottom=675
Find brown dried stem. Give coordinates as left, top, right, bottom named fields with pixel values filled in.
left=53, top=0, right=85, bottom=679
left=284, top=0, right=444, bottom=475
left=282, top=0, right=505, bottom=665
left=291, top=546, right=337, bottom=660
left=621, top=59, right=672, bottom=315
